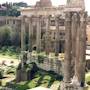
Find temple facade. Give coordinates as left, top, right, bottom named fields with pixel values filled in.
left=19, top=0, right=64, bottom=16
left=0, top=0, right=89, bottom=90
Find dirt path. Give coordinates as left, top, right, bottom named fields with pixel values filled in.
left=0, top=56, right=20, bottom=66
left=1, top=74, right=15, bottom=86
left=0, top=55, right=20, bottom=87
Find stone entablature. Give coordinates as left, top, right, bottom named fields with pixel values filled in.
left=0, top=16, right=21, bottom=33
left=66, top=0, right=85, bottom=10
left=19, top=0, right=64, bottom=16
left=0, top=16, right=21, bottom=26
left=19, top=6, right=65, bottom=16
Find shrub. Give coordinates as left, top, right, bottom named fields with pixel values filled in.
left=85, top=72, right=90, bottom=85
left=38, top=55, right=44, bottom=63
left=6, top=67, right=16, bottom=75
left=1, top=46, right=8, bottom=52
left=0, top=25, right=21, bottom=47
left=0, top=26, right=12, bottom=46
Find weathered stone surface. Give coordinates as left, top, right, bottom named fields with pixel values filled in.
left=35, top=0, right=52, bottom=7
left=36, top=17, right=41, bottom=52
left=61, top=0, right=87, bottom=90
left=64, top=12, right=72, bottom=82
left=67, top=0, right=85, bottom=10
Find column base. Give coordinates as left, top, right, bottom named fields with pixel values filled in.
left=60, top=81, right=87, bottom=90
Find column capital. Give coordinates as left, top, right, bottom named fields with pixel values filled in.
left=72, top=12, right=78, bottom=22
left=65, top=12, right=72, bottom=21
left=79, top=12, right=87, bottom=22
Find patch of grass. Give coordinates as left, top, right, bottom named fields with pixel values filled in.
left=0, top=46, right=20, bottom=59
left=6, top=67, right=16, bottom=75
left=12, top=71, right=90, bottom=90
left=14, top=81, right=30, bottom=90
left=86, top=72, right=90, bottom=85
left=8, top=68, right=61, bottom=90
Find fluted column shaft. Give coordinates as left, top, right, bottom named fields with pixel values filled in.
left=75, top=12, right=87, bottom=84
left=71, top=13, right=78, bottom=78
left=21, top=16, right=26, bottom=68
left=64, top=12, right=72, bottom=82
left=45, top=16, right=50, bottom=54
left=21, top=17, right=26, bottom=51
left=55, top=16, right=60, bottom=56
left=36, top=17, right=41, bottom=53
left=28, top=17, right=33, bottom=52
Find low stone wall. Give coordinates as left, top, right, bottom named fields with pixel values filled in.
left=27, top=53, right=64, bottom=75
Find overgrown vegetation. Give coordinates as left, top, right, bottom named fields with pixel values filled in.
left=0, top=46, right=20, bottom=59
left=38, top=55, right=45, bottom=63
left=0, top=2, right=28, bottom=16
left=86, top=72, right=90, bottom=85
left=0, top=25, right=20, bottom=58
left=0, top=26, right=20, bottom=47
left=6, top=63, right=62, bottom=90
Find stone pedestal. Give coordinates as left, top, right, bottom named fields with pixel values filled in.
left=60, top=81, right=87, bottom=90
left=16, top=69, right=27, bottom=82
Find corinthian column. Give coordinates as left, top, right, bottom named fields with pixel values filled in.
left=45, top=16, right=51, bottom=55
left=55, top=16, right=60, bottom=56
left=28, top=17, right=33, bottom=52
left=36, top=16, right=41, bottom=53
left=64, top=12, right=72, bottom=82
left=21, top=16, right=26, bottom=68
left=21, top=16, right=26, bottom=51
left=75, top=12, right=87, bottom=85
left=71, top=13, right=78, bottom=78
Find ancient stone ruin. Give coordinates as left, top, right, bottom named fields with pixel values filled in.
left=0, top=0, right=89, bottom=90
left=60, top=0, right=87, bottom=90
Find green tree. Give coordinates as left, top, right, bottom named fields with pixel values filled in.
left=1, top=2, right=21, bottom=16
left=10, top=29, right=20, bottom=46
left=0, top=26, right=12, bottom=46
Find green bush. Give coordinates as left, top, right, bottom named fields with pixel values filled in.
left=1, top=46, right=8, bottom=52
left=6, top=67, right=16, bottom=75
left=85, top=72, right=90, bottom=85
left=0, top=25, right=20, bottom=48
left=0, top=26, right=12, bottom=46
left=38, top=55, right=44, bottom=63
